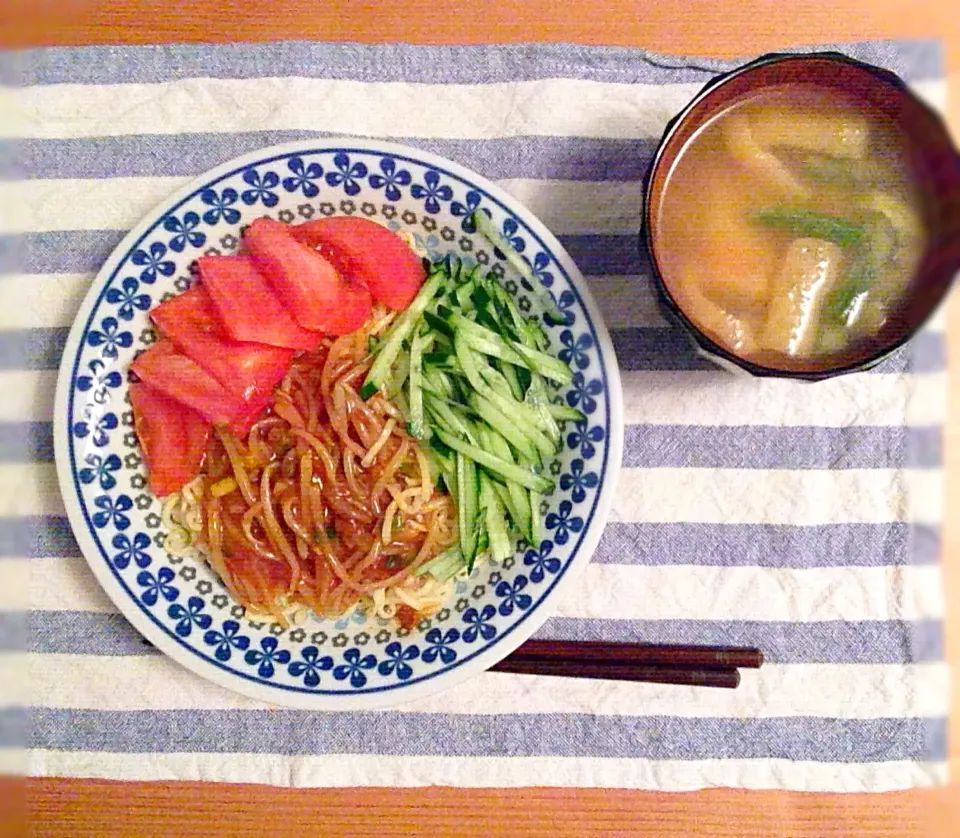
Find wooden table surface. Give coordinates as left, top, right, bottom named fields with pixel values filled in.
left=4, top=1, right=960, bottom=835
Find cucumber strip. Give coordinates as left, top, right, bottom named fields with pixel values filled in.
left=472, top=210, right=564, bottom=322
left=483, top=427, right=533, bottom=537
left=478, top=370, right=553, bottom=452
left=513, top=343, right=574, bottom=385
left=456, top=452, right=480, bottom=568
left=525, top=374, right=562, bottom=445
left=392, top=388, right=410, bottom=420
left=439, top=461, right=458, bottom=506
left=442, top=253, right=463, bottom=284
left=454, top=314, right=572, bottom=383
left=546, top=402, right=586, bottom=423
left=423, top=367, right=455, bottom=399
left=491, top=284, right=530, bottom=339
left=464, top=332, right=530, bottom=369
left=424, top=387, right=475, bottom=414
left=415, top=547, right=465, bottom=581
left=528, top=489, right=542, bottom=544
left=492, top=479, right=525, bottom=537
left=422, top=362, right=464, bottom=379
left=476, top=529, right=490, bottom=559
left=423, top=447, right=450, bottom=483
left=453, top=330, right=496, bottom=394
left=474, top=307, right=503, bottom=334
left=423, top=311, right=455, bottom=339
left=419, top=375, right=448, bottom=399
left=527, top=319, right=550, bottom=351
left=516, top=366, right=532, bottom=394
left=408, top=330, right=426, bottom=439
left=423, top=350, right=454, bottom=366
left=362, top=272, right=446, bottom=398
left=426, top=394, right=478, bottom=444
left=472, top=353, right=550, bottom=433
left=481, top=474, right=512, bottom=562
left=752, top=206, right=866, bottom=247
left=471, top=283, right=493, bottom=309
left=435, top=428, right=554, bottom=493
left=477, top=363, right=514, bottom=399
left=469, top=392, right=539, bottom=460
left=477, top=389, right=553, bottom=457
left=386, top=353, right=410, bottom=399
left=499, top=359, right=525, bottom=401
left=455, top=279, right=477, bottom=312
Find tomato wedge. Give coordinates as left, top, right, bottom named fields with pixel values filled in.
left=228, top=391, right=273, bottom=438
left=195, top=255, right=325, bottom=351
left=129, top=381, right=211, bottom=497
left=131, top=340, right=245, bottom=428
left=151, top=285, right=293, bottom=402
left=290, top=217, right=425, bottom=310
left=243, top=217, right=372, bottom=335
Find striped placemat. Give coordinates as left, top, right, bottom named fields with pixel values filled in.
left=1, top=37, right=949, bottom=791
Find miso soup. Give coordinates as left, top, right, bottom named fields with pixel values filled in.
left=655, top=85, right=926, bottom=370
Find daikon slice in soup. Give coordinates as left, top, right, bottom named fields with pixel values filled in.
left=654, top=85, right=926, bottom=371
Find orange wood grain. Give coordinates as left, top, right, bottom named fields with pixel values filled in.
left=20, top=781, right=959, bottom=838
left=7, top=2, right=960, bottom=836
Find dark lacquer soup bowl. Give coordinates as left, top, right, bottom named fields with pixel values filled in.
left=642, top=52, right=960, bottom=380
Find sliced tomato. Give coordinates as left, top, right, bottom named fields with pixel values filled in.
left=228, top=391, right=273, bottom=437
left=130, top=340, right=245, bottom=428
left=243, top=217, right=372, bottom=335
left=129, top=381, right=211, bottom=496
left=290, top=217, right=425, bottom=310
left=195, top=255, right=325, bottom=351
left=151, top=285, right=293, bottom=402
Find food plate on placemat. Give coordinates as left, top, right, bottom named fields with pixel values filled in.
left=52, top=139, right=624, bottom=710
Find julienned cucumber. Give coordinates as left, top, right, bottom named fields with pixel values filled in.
left=407, top=330, right=427, bottom=439
left=471, top=210, right=565, bottom=323
left=434, top=429, right=554, bottom=494
left=361, top=270, right=446, bottom=399
left=360, top=253, right=584, bottom=580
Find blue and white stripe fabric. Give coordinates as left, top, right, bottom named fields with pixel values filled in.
left=1, top=39, right=949, bottom=791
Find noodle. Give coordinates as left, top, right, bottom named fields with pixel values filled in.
left=217, top=429, right=257, bottom=506
left=342, top=449, right=364, bottom=499
left=291, top=428, right=339, bottom=486
left=361, top=418, right=396, bottom=468
left=174, top=325, right=458, bottom=627
left=240, top=504, right=280, bottom=562
left=372, top=396, right=402, bottom=420
left=260, top=462, right=302, bottom=594
left=381, top=498, right=399, bottom=543
left=387, top=485, right=427, bottom=516
left=373, top=438, right=410, bottom=499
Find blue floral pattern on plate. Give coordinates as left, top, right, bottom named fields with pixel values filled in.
left=55, top=140, right=620, bottom=708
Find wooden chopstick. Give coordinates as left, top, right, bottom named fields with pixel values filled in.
left=488, top=640, right=764, bottom=688
left=490, top=658, right=741, bottom=688
left=508, top=639, right=764, bottom=670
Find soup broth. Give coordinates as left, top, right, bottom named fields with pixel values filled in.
left=655, top=85, right=926, bottom=370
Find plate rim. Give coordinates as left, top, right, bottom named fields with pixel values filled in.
left=52, top=137, right=625, bottom=710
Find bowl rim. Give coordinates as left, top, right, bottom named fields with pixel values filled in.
left=641, top=50, right=959, bottom=381
left=52, top=136, right=626, bottom=710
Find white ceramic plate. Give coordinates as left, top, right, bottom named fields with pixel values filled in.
left=54, top=139, right=624, bottom=709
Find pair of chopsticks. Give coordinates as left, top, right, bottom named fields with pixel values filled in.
left=492, top=640, right=764, bottom=688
